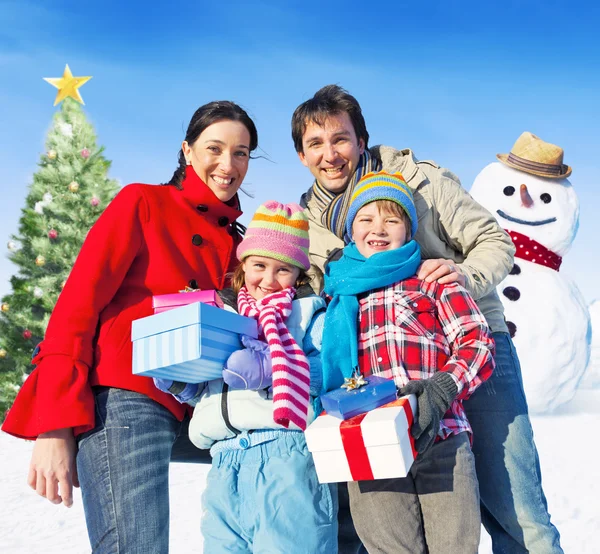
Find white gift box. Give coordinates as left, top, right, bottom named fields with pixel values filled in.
left=131, top=302, right=257, bottom=383
left=305, top=395, right=417, bottom=483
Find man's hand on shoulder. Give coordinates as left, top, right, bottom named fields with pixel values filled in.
left=417, top=258, right=466, bottom=287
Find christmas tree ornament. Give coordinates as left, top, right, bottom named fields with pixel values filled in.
left=34, top=201, right=45, bottom=214
left=68, top=181, right=80, bottom=193
left=22, top=330, right=32, bottom=340
left=47, top=150, right=57, bottom=160
left=48, top=229, right=58, bottom=240
left=7, top=240, right=17, bottom=251
left=90, top=195, right=100, bottom=207
left=43, top=192, right=53, bottom=204
left=35, top=255, right=46, bottom=266
left=0, top=349, right=7, bottom=359
left=81, top=147, right=90, bottom=159
left=1, top=303, right=9, bottom=312
left=43, top=64, right=92, bottom=106
left=33, top=287, right=44, bottom=298
left=58, top=122, right=73, bottom=137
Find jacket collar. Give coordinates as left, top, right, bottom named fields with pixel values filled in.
left=179, top=165, right=243, bottom=223
left=370, top=145, right=428, bottom=190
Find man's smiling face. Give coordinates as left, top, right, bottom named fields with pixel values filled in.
left=298, top=112, right=365, bottom=193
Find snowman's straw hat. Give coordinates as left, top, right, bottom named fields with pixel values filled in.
left=497, top=131, right=572, bottom=179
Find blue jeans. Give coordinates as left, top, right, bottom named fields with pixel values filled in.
left=76, top=387, right=210, bottom=553
left=202, top=431, right=338, bottom=553
left=464, top=332, right=563, bottom=554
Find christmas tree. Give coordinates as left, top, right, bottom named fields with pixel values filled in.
left=0, top=98, right=120, bottom=418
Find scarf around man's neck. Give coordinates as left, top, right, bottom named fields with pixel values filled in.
left=321, top=241, right=422, bottom=394
left=237, top=286, right=311, bottom=430
left=310, top=150, right=382, bottom=241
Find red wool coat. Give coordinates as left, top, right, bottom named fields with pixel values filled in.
left=2, top=167, right=243, bottom=440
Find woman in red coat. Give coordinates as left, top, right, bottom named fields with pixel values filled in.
left=2, top=100, right=258, bottom=553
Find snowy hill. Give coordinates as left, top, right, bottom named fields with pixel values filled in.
left=2, top=390, right=599, bottom=553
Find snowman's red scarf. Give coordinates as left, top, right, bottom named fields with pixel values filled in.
left=505, top=229, right=562, bottom=271
left=237, top=286, right=311, bottom=430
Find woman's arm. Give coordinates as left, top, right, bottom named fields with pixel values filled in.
left=2, top=184, right=148, bottom=440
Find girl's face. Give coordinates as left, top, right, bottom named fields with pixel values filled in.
left=351, top=202, right=408, bottom=258
left=182, top=120, right=251, bottom=202
left=242, top=255, right=301, bottom=300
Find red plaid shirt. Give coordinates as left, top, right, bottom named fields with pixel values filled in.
left=358, top=277, right=495, bottom=440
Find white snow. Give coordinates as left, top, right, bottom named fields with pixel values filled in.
left=580, top=299, right=600, bottom=389
left=470, top=162, right=590, bottom=413
left=2, top=390, right=598, bottom=553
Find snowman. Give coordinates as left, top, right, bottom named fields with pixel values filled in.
left=470, top=132, right=590, bottom=413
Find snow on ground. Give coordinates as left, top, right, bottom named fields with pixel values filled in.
left=2, top=389, right=598, bottom=553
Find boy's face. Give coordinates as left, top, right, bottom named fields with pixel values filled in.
left=297, top=112, right=365, bottom=193
left=351, top=202, right=408, bottom=258
left=242, top=255, right=301, bottom=300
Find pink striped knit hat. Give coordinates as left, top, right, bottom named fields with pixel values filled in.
left=236, top=201, right=310, bottom=271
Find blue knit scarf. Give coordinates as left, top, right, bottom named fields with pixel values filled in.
left=320, top=241, right=422, bottom=394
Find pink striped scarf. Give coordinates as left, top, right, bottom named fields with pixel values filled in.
left=237, top=286, right=311, bottom=430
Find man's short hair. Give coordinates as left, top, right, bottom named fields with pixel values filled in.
left=291, top=84, right=369, bottom=153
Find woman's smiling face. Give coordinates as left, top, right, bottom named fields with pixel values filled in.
left=182, top=120, right=251, bottom=202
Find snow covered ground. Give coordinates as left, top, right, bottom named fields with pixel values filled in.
left=2, top=389, right=598, bottom=553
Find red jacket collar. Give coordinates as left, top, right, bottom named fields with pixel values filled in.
left=179, top=165, right=243, bottom=222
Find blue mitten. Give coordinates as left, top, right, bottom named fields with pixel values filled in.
left=153, top=378, right=201, bottom=404
left=223, top=336, right=272, bottom=390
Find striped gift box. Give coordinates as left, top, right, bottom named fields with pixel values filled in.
left=305, top=395, right=417, bottom=483
left=131, top=302, right=257, bottom=383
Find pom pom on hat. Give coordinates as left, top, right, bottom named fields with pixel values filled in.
left=237, top=201, right=310, bottom=270
left=346, top=171, right=418, bottom=239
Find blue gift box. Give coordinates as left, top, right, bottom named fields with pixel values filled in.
left=321, top=375, right=397, bottom=420
left=131, top=302, right=257, bottom=383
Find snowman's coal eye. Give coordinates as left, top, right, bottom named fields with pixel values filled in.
left=540, top=193, right=552, bottom=204
left=503, top=186, right=515, bottom=196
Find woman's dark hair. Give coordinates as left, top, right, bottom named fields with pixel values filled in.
left=291, top=84, right=369, bottom=153
left=165, top=101, right=258, bottom=189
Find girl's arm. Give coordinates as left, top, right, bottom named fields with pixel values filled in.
left=303, top=308, right=326, bottom=397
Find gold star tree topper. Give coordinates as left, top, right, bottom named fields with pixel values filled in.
left=44, top=64, right=92, bottom=106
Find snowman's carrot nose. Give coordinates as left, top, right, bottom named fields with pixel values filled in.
left=520, top=184, right=534, bottom=207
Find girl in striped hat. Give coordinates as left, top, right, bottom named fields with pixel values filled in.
left=156, top=201, right=338, bottom=553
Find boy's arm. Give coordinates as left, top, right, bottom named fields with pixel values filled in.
left=434, top=282, right=495, bottom=400
left=302, top=309, right=326, bottom=397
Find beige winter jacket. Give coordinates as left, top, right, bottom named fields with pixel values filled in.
left=302, top=145, right=514, bottom=333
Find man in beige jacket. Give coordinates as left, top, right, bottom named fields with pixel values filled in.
left=293, top=85, right=562, bottom=554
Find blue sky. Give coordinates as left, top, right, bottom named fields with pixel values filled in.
left=0, top=0, right=598, bottom=302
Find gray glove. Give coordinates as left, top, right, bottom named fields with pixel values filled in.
left=399, top=372, right=458, bottom=455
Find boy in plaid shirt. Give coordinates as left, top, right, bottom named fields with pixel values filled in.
left=321, top=171, right=495, bottom=554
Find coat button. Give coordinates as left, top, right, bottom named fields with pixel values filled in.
left=218, top=216, right=229, bottom=227
left=192, top=234, right=203, bottom=246
left=188, top=279, right=198, bottom=289
left=196, top=204, right=208, bottom=212
left=239, top=438, right=249, bottom=449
